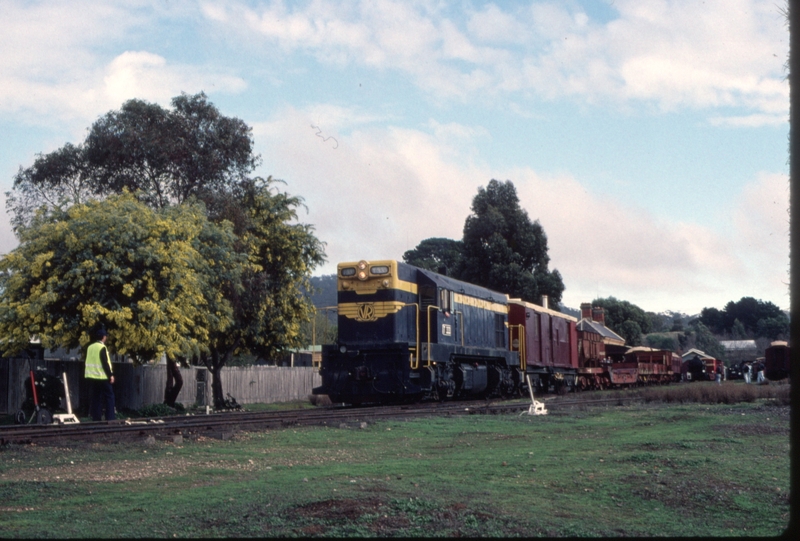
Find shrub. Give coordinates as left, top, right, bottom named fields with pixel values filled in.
left=136, top=403, right=182, bottom=418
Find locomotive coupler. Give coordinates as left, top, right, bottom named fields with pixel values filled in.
left=352, top=366, right=373, bottom=381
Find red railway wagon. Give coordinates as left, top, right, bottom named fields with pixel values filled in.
left=508, top=299, right=578, bottom=393
left=623, top=347, right=678, bottom=385
left=575, top=321, right=613, bottom=389
left=671, top=352, right=682, bottom=382
left=764, top=341, right=791, bottom=381
left=703, top=358, right=724, bottom=381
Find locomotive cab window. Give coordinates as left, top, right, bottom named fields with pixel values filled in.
left=439, top=289, right=452, bottom=312
left=420, top=285, right=436, bottom=308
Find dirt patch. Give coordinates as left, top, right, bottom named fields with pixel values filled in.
left=294, top=497, right=384, bottom=521
left=0, top=455, right=195, bottom=483
left=625, top=471, right=746, bottom=514
left=719, top=423, right=789, bottom=437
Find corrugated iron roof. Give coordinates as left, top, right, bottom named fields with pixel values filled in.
left=719, top=340, right=757, bottom=350
left=577, top=318, right=625, bottom=344
left=682, top=348, right=714, bottom=359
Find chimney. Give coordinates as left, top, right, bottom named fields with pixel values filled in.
left=580, top=303, right=592, bottom=319
left=592, top=307, right=605, bottom=325
left=541, top=295, right=549, bottom=310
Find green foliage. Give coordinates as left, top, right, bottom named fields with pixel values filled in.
left=306, top=274, right=337, bottom=308
left=5, top=143, right=96, bottom=234
left=402, top=237, right=464, bottom=275
left=86, top=93, right=257, bottom=209
left=670, top=317, right=685, bottom=332
left=699, top=297, right=788, bottom=339
left=0, top=194, right=239, bottom=361
left=195, top=177, right=326, bottom=406
left=731, top=318, right=746, bottom=339
left=617, top=320, right=643, bottom=346
left=210, top=177, right=325, bottom=359
left=591, top=296, right=652, bottom=336
left=645, top=333, right=678, bottom=351
left=136, top=402, right=184, bottom=418
left=300, top=309, right=337, bottom=348
left=688, top=321, right=726, bottom=359
left=458, top=179, right=564, bottom=307
left=756, top=316, right=789, bottom=340
left=646, top=312, right=670, bottom=333
left=6, top=93, right=257, bottom=234
left=3, top=94, right=326, bottom=407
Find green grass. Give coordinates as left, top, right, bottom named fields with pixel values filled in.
left=0, top=396, right=790, bottom=537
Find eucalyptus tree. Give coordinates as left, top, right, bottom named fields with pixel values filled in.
left=402, top=237, right=464, bottom=275
left=459, top=179, right=564, bottom=308
left=6, top=92, right=257, bottom=233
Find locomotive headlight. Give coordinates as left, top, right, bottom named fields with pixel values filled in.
left=342, top=281, right=351, bottom=290
left=358, top=270, right=368, bottom=281
left=382, top=280, right=389, bottom=287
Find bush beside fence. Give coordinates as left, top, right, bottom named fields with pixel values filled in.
left=0, top=358, right=321, bottom=414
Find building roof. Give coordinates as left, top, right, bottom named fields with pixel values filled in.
left=682, top=348, right=715, bottom=360
left=577, top=318, right=625, bottom=345
left=719, top=340, right=757, bottom=351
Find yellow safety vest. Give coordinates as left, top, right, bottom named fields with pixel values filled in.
left=85, top=342, right=111, bottom=380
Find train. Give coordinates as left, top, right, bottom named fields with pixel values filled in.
left=764, top=341, right=791, bottom=381
left=312, top=259, right=687, bottom=405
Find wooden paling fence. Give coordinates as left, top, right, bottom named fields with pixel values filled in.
left=0, top=358, right=322, bottom=414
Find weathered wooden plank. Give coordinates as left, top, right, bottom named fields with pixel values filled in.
left=2, top=359, right=321, bottom=412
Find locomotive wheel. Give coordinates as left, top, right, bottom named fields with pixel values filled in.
left=14, top=410, right=26, bottom=424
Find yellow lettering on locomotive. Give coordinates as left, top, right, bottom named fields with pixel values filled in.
left=339, top=301, right=407, bottom=321
left=357, top=303, right=376, bottom=321
left=452, top=293, right=507, bottom=314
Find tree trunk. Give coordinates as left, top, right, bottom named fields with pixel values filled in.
left=164, top=358, right=183, bottom=407
left=211, top=364, right=224, bottom=409
left=203, top=344, right=238, bottom=410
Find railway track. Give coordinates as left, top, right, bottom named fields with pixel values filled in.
left=0, top=394, right=641, bottom=446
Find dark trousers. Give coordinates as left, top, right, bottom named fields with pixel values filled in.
left=88, top=378, right=116, bottom=421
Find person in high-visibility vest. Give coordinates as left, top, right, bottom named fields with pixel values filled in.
left=85, top=327, right=116, bottom=421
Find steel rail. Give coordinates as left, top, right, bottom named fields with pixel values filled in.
left=0, top=395, right=641, bottom=446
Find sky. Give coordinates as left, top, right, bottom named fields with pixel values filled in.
left=0, top=0, right=790, bottom=316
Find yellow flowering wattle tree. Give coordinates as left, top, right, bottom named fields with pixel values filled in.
left=0, top=194, right=241, bottom=363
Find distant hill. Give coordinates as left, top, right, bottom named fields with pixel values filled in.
left=306, top=274, right=337, bottom=308
left=560, top=305, right=580, bottom=319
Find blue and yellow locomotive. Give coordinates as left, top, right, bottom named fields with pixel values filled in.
left=313, top=260, right=520, bottom=404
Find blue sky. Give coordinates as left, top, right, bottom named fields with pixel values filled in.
left=0, top=0, right=789, bottom=315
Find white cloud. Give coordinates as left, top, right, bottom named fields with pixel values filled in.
left=0, top=1, right=246, bottom=126
left=709, top=114, right=788, bottom=128
left=252, top=105, right=786, bottom=314
left=202, top=0, right=787, bottom=116
left=1, top=1, right=786, bottom=124
left=100, top=51, right=247, bottom=107
left=729, top=172, right=790, bottom=305
left=0, top=191, right=18, bottom=257
left=509, top=170, right=749, bottom=312
left=253, top=105, right=482, bottom=268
